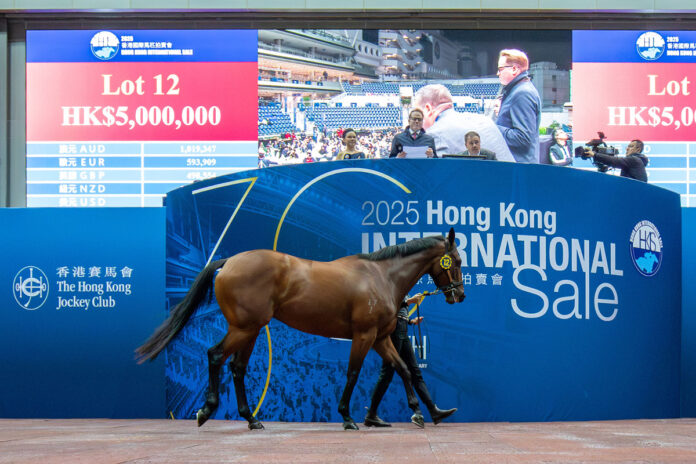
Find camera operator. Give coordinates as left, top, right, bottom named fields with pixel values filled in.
left=585, top=139, right=648, bottom=182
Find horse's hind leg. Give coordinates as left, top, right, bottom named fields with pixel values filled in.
left=338, top=328, right=377, bottom=430
left=229, top=332, right=264, bottom=430
left=197, top=328, right=256, bottom=427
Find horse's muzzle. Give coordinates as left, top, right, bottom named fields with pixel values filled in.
left=441, top=280, right=465, bottom=304
left=446, top=289, right=466, bottom=304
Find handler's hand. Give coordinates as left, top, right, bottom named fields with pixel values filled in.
left=425, top=147, right=434, bottom=158
left=397, top=151, right=407, bottom=158
left=409, top=316, right=424, bottom=325
left=406, top=293, right=425, bottom=305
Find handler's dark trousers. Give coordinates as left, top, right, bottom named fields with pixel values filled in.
left=368, top=319, right=434, bottom=415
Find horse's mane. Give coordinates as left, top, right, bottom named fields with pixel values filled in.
left=357, top=235, right=445, bottom=261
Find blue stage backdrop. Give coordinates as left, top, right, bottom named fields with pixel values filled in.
left=682, top=208, right=696, bottom=417
left=164, top=159, right=682, bottom=424
left=0, top=208, right=165, bottom=418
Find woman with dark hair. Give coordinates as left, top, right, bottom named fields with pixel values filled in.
left=389, top=108, right=437, bottom=158
left=336, top=128, right=366, bottom=160
left=548, top=128, right=572, bottom=166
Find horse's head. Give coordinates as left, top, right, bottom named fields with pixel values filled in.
left=430, top=228, right=466, bottom=304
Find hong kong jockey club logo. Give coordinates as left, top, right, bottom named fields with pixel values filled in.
left=636, top=31, right=665, bottom=61
left=90, top=31, right=120, bottom=61
left=629, top=221, right=663, bottom=277
left=13, top=266, right=50, bottom=310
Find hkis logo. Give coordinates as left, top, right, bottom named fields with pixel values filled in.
left=636, top=31, right=665, bottom=61
left=13, top=266, right=50, bottom=310
left=90, top=31, right=120, bottom=61
left=629, top=221, right=663, bottom=277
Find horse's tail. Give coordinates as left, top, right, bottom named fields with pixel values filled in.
left=135, top=258, right=228, bottom=363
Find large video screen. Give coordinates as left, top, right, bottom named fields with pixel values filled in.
left=28, top=29, right=694, bottom=207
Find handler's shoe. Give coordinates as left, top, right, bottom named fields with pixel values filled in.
left=411, top=413, right=425, bottom=428
left=364, top=414, right=391, bottom=427
left=430, top=407, right=457, bottom=425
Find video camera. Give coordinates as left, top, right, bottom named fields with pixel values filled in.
left=574, top=131, right=620, bottom=173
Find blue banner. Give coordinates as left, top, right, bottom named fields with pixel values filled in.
left=164, top=159, right=682, bottom=423
left=0, top=208, right=166, bottom=418
left=573, top=30, right=696, bottom=63
left=27, top=30, right=258, bottom=63
left=682, top=208, right=696, bottom=416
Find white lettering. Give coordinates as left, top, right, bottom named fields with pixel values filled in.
left=511, top=264, right=549, bottom=318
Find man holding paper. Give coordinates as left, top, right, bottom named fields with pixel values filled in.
left=389, top=108, right=437, bottom=158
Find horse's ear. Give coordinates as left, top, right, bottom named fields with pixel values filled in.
left=447, top=228, right=455, bottom=249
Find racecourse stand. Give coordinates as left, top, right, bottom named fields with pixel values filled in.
left=306, top=106, right=401, bottom=130
left=341, top=81, right=499, bottom=98
left=258, top=105, right=300, bottom=137
left=455, top=103, right=483, bottom=113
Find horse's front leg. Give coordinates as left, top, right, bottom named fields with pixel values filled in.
left=338, top=327, right=377, bottom=430
left=373, top=335, right=421, bottom=423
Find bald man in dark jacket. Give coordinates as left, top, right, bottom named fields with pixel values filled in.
left=588, top=139, right=648, bottom=182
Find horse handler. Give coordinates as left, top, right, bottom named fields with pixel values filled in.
left=364, top=294, right=457, bottom=428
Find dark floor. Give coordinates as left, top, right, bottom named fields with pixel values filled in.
left=1, top=418, right=695, bottom=463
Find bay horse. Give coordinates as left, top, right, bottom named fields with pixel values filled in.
left=136, top=228, right=465, bottom=430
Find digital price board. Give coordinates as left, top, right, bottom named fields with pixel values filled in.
left=573, top=30, right=696, bottom=206
left=26, top=30, right=258, bottom=207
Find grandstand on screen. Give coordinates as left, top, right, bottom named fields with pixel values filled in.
left=257, top=29, right=569, bottom=139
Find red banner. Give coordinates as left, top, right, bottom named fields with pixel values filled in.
left=573, top=62, right=696, bottom=141
left=27, top=62, right=258, bottom=142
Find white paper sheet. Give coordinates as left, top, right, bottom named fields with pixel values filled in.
left=401, top=145, right=429, bottom=158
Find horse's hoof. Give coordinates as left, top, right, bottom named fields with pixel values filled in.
left=343, top=420, right=359, bottom=430
left=196, top=409, right=209, bottom=427
left=248, top=420, right=265, bottom=430
left=411, top=413, right=425, bottom=429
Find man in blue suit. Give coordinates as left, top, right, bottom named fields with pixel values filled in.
left=495, top=49, right=541, bottom=163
